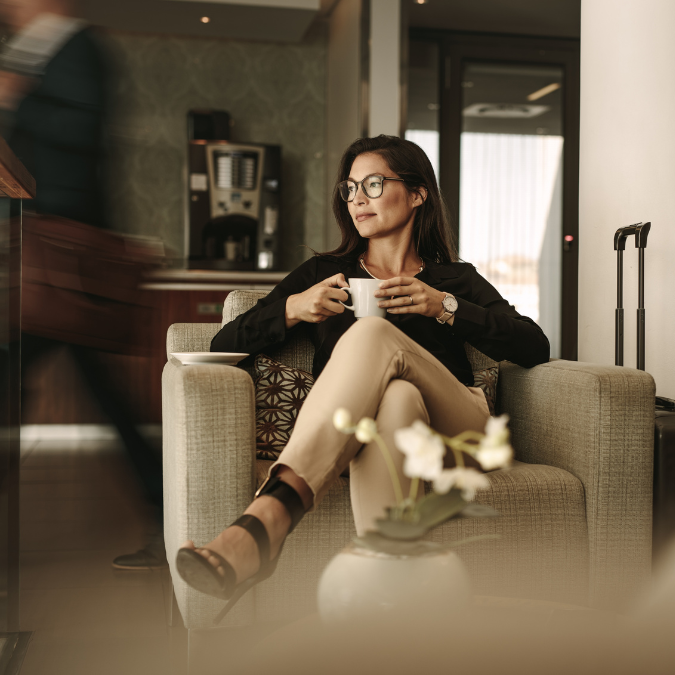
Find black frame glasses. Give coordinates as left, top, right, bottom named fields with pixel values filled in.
left=337, top=174, right=406, bottom=202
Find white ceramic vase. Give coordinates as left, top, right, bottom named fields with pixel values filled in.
left=317, top=541, right=472, bottom=623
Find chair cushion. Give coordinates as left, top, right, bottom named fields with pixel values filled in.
left=254, top=354, right=314, bottom=460
left=250, top=457, right=589, bottom=621
left=473, top=366, right=498, bottom=415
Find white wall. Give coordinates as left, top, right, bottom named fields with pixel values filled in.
left=325, top=0, right=365, bottom=250
left=324, top=0, right=405, bottom=249
left=369, top=0, right=402, bottom=137
left=579, top=0, right=675, bottom=396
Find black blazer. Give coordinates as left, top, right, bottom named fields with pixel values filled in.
left=211, top=255, right=550, bottom=386
left=9, top=28, right=108, bottom=228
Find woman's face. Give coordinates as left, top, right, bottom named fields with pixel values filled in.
left=346, top=152, right=423, bottom=242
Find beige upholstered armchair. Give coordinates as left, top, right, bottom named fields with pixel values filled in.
left=163, top=290, right=655, bottom=633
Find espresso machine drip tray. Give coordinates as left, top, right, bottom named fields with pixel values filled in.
left=201, top=215, right=256, bottom=270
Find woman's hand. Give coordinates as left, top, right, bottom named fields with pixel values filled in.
left=285, top=273, right=349, bottom=328
left=375, top=277, right=447, bottom=320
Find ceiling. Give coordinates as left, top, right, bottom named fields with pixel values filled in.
left=78, top=0, right=581, bottom=43
left=81, top=0, right=323, bottom=42
left=408, top=0, right=581, bottom=39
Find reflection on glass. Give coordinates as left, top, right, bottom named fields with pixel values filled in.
left=0, top=196, right=21, bottom=634
left=405, top=41, right=440, bottom=181
left=459, top=62, right=564, bottom=357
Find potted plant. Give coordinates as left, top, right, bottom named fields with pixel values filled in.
left=317, top=410, right=514, bottom=622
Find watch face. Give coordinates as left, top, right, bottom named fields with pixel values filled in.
left=443, top=294, right=458, bottom=313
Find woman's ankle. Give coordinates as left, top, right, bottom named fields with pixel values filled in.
left=274, top=466, right=314, bottom=511
left=244, top=496, right=291, bottom=558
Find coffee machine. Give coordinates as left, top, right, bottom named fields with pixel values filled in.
left=186, top=140, right=282, bottom=270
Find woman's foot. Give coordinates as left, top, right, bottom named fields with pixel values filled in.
left=181, top=494, right=291, bottom=584
left=180, top=469, right=313, bottom=586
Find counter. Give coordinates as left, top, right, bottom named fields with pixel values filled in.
left=141, top=268, right=290, bottom=291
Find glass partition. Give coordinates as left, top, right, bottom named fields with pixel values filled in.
left=405, top=40, right=440, bottom=181
left=458, top=62, right=564, bottom=357
left=0, top=195, right=21, bottom=640
left=0, top=136, right=31, bottom=662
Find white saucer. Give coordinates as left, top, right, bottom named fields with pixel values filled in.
left=170, top=352, right=249, bottom=366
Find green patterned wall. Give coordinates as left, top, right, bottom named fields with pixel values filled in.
left=103, top=22, right=327, bottom=270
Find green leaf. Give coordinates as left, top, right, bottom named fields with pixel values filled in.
left=354, top=532, right=445, bottom=556
left=414, top=489, right=468, bottom=529
left=354, top=532, right=501, bottom=555
left=373, top=518, right=428, bottom=540
left=373, top=489, right=469, bottom=540
left=458, top=503, right=500, bottom=518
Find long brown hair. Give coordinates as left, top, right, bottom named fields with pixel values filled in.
left=322, top=135, right=457, bottom=263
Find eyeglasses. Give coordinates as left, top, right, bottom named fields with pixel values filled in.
left=337, top=174, right=406, bottom=202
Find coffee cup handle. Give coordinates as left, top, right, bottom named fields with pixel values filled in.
left=339, top=287, right=355, bottom=311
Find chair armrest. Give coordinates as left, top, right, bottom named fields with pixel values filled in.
left=166, top=323, right=221, bottom=359
left=162, top=359, right=256, bottom=627
left=498, top=359, right=655, bottom=610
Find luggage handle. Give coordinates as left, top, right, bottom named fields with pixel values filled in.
left=614, top=221, right=651, bottom=369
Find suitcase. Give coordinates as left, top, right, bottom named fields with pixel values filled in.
left=615, top=222, right=675, bottom=554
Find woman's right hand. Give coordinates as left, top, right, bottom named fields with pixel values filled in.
left=285, top=274, right=349, bottom=328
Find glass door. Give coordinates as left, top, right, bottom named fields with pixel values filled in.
left=459, top=62, right=564, bottom=357
left=407, top=32, right=580, bottom=360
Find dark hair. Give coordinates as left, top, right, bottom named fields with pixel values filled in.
left=322, top=135, right=457, bottom=263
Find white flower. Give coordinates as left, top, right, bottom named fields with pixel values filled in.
left=476, top=446, right=513, bottom=471
left=433, top=467, right=490, bottom=500
left=355, top=417, right=378, bottom=443
left=333, top=408, right=353, bottom=433
left=484, top=414, right=509, bottom=441
left=476, top=414, right=513, bottom=470
left=394, top=420, right=444, bottom=480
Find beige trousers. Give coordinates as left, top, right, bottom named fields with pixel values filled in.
left=271, top=317, right=490, bottom=535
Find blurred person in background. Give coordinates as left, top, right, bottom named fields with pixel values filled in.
left=0, top=0, right=166, bottom=571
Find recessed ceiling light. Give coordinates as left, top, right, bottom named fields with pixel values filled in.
left=527, top=82, right=561, bottom=102
left=200, top=16, right=210, bottom=23
left=415, top=0, right=427, bottom=4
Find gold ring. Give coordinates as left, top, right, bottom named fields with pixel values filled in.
left=409, top=295, right=414, bottom=305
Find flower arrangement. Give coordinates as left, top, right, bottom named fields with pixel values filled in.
left=333, top=410, right=514, bottom=554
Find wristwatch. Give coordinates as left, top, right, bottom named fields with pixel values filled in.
left=436, top=293, right=458, bottom=324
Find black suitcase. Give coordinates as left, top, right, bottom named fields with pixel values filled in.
left=615, top=222, right=675, bottom=555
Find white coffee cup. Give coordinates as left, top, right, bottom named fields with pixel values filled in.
left=339, top=278, right=386, bottom=319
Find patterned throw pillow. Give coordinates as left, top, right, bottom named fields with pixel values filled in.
left=473, top=366, right=498, bottom=416
left=254, top=354, right=315, bottom=460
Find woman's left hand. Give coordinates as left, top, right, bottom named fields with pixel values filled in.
left=375, top=277, right=446, bottom=319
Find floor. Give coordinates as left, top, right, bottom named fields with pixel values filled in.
left=18, top=438, right=174, bottom=675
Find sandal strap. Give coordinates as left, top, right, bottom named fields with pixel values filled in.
left=256, top=476, right=305, bottom=533
left=231, top=514, right=270, bottom=568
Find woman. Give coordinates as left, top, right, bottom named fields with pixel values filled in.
left=177, top=135, right=550, bottom=617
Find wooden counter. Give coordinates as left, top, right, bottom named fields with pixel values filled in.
left=0, top=134, right=35, bottom=199
left=142, top=268, right=290, bottom=289
left=25, top=269, right=288, bottom=425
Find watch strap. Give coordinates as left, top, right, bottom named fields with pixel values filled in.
left=436, top=293, right=457, bottom=324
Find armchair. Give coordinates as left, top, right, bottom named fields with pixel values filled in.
left=163, top=290, right=654, bottom=632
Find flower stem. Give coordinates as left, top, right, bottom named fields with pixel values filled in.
left=373, top=432, right=404, bottom=505
left=439, top=430, right=483, bottom=458
left=409, top=476, right=419, bottom=503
